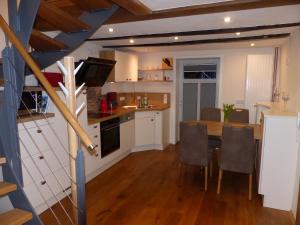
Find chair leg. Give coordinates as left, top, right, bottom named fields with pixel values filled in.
left=204, top=166, right=208, bottom=191
left=249, top=173, right=253, bottom=200
left=210, top=161, right=213, bottom=178
left=217, top=169, right=223, bottom=195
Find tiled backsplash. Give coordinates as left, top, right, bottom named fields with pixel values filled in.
left=87, top=87, right=170, bottom=113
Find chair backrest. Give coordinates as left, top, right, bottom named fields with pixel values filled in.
left=219, top=125, right=255, bottom=174
left=200, top=107, right=221, bottom=122
left=180, top=122, right=211, bottom=166
left=228, top=108, right=249, bottom=123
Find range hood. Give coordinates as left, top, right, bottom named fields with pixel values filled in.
left=75, top=57, right=116, bottom=87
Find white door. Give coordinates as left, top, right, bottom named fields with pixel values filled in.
left=245, top=55, right=274, bottom=123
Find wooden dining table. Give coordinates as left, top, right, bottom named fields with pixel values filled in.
left=186, top=120, right=262, bottom=140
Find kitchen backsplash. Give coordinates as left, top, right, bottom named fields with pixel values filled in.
left=87, top=87, right=170, bottom=113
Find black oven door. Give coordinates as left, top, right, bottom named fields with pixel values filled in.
left=100, top=117, right=120, bottom=158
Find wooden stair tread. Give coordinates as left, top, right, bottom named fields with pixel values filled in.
left=0, top=157, right=6, bottom=165
left=0, top=182, right=17, bottom=196
left=30, top=29, right=67, bottom=51
left=0, top=209, right=32, bottom=225
left=0, top=78, right=4, bottom=86
left=36, top=0, right=91, bottom=33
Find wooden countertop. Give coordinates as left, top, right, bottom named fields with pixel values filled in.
left=17, top=113, right=55, bottom=123
left=88, top=105, right=170, bottom=125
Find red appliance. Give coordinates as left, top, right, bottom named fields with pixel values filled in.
left=106, top=92, right=117, bottom=110
left=43, top=72, right=63, bottom=87
left=100, top=98, right=108, bottom=112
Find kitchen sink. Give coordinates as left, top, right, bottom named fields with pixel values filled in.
left=122, top=105, right=154, bottom=109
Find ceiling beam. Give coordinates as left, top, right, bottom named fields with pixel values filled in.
left=103, top=33, right=290, bottom=48
left=109, top=0, right=152, bottom=15
left=88, top=22, right=300, bottom=41
left=106, top=0, right=300, bottom=24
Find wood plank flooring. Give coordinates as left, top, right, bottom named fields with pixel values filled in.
left=40, top=144, right=293, bottom=225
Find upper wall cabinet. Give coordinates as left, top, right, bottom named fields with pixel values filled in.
left=100, top=50, right=138, bottom=82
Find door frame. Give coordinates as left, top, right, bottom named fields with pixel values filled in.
left=178, top=57, right=221, bottom=122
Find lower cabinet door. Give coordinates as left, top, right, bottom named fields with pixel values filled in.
left=121, top=120, right=135, bottom=152
left=135, top=117, right=155, bottom=146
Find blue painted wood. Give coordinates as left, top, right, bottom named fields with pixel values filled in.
left=31, top=5, right=119, bottom=70
left=76, top=149, right=86, bottom=225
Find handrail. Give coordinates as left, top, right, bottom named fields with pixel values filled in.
left=0, top=15, right=95, bottom=153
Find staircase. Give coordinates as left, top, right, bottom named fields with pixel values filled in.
left=0, top=157, right=33, bottom=225
left=0, top=0, right=119, bottom=224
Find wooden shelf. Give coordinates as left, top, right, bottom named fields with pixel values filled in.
left=137, top=80, right=173, bottom=83
left=138, top=68, right=173, bottom=72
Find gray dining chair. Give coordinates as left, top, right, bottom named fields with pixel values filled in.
left=228, top=108, right=249, bottom=123
left=217, top=124, right=256, bottom=200
left=200, top=107, right=221, bottom=122
left=200, top=107, right=222, bottom=150
left=180, top=122, right=213, bottom=191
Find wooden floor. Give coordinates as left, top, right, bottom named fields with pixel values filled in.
left=40, top=144, right=293, bottom=225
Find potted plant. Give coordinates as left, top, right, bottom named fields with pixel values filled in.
left=223, top=104, right=235, bottom=122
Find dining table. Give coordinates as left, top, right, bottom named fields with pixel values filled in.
left=186, top=120, right=262, bottom=140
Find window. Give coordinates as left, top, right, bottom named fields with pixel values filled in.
left=184, top=64, right=217, bottom=79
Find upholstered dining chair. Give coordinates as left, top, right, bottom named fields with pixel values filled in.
left=217, top=124, right=256, bottom=200
left=180, top=122, right=213, bottom=191
left=228, top=108, right=249, bottom=123
left=200, top=107, right=222, bottom=150
left=200, top=107, right=221, bottom=122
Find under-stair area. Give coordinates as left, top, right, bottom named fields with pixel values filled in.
left=0, top=157, right=33, bottom=225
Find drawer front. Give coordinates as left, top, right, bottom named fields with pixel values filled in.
left=135, top=111, right=157, bottom=119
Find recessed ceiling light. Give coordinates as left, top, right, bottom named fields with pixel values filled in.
left=174, top=36, right=179, bottom=40
left=130, top=39, right=135, bottom=44
left=236, top=32, right=241, bottom=36
left=224, top=17, right=231, bottom=23
left=251, top=43, right=255, bottom=47
left=108, top=27, right=114, bottom=33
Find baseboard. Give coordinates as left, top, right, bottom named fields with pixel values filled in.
left=132, top=144, right=164, bottom=152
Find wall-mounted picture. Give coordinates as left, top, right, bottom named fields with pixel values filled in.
left=162, top=58, right=173, bottom=69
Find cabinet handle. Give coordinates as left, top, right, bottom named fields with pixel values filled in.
left=94, top=135, right=98, bottom=138
left=156, top=112, right=160, bottom=115
left=93, top=125, right=98, bottom=128
left=95, top=153, right=99, bottom=157
left=95, top=144, right=98, bottom=148
left=151, top=119, right=154, bottom=122
left=37, top=129, right=42, bottom=133
left=39, top=156, right=44, bottom=160
left=41, top=181, right=46, bottom=185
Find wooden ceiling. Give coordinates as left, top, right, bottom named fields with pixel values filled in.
left=33, top=0, right=300, bottom=32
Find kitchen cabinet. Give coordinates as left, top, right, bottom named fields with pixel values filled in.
left=134, top=109, right=170, bottom=151
left=100, top=50, right=138, bottom=82
left=258, top=111, right=299, bottom=213
left=120, top=116, right=135, bottom=153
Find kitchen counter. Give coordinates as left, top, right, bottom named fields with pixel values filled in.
left=88, top=104, right=170, bottom=125
left=17, top=112, right=55, bottom=123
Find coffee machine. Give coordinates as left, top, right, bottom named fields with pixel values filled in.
left=106, top=92, right=117, bottom=110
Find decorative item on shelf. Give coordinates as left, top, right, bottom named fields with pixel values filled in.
left=282, top=92, right=290, bottom=111
left=223, top=104, right=235, bottom=122
left=162, top=58, right=173, bottom=70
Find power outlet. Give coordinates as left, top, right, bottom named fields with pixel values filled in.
left=163, top=94, right=168, bottom=104
left=137, top=96, right=141, bottom=100
left=119, top=97, right=125, bottom=101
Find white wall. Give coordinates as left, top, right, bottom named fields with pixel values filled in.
left=280, top=28, right=300, bottom=219
left=122, top=47, right=274, bottom=144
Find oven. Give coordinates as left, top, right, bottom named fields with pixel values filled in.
left=100, top=117, right=120, bottom=158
